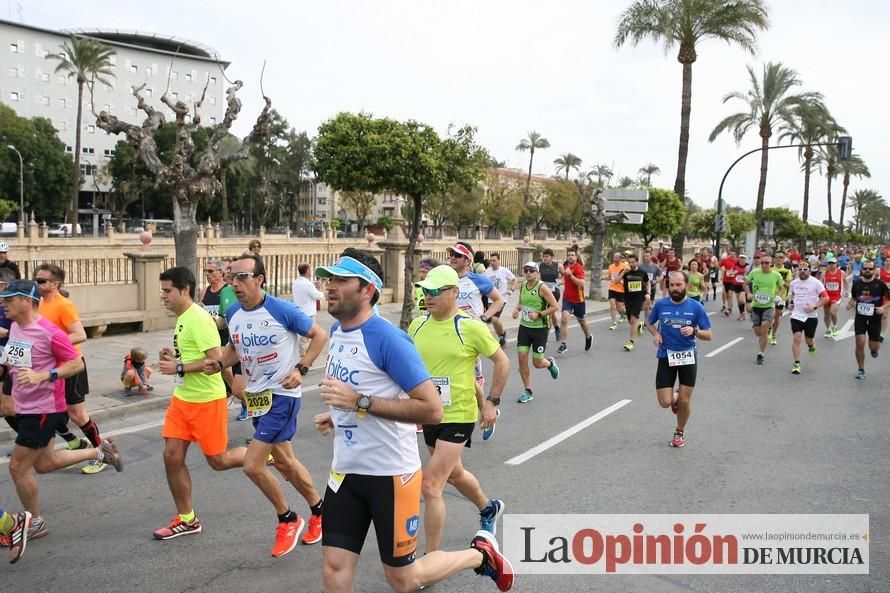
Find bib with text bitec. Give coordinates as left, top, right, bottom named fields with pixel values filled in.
left=244, top=389, right=273, bottom=417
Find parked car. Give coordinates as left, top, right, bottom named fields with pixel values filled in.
left=48, top=223, right=82, bottom=236
left=0, top=222, right=17, bottom=236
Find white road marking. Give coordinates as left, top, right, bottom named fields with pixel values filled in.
left=706, top=336, right=745, bottom=358
left=832, top=319, right=856, bottom=341
left=504, top=399, right=632, bottom=466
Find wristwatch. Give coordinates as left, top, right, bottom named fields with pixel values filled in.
left=176, top=360, right=185, bottom=377
left=49, top=368, right=59, bottom=382
left=480, top=315, right=490, bottom=323
left=295, top=362, right=310, bottom=376
left=486, top=396, right=501, bottom=406
left=356, top=393, right=373, bottom=415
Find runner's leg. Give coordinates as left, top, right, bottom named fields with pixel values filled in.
left=422, top=441, right=469, bottom=553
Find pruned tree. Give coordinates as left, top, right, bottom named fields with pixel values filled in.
left=95, top=76, right=272, bottom=274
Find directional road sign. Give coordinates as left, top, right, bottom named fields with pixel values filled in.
left=600, top=188, right=649, bottom=225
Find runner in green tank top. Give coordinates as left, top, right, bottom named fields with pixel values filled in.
left=511, top=262, right=560, bottom=403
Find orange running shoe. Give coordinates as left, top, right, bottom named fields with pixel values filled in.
left=301, top=513, right=322, bottom=545
left=272, top=516, right=304, bottom=557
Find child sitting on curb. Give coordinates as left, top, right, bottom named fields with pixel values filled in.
left=122, top=347, right=153, bottom=395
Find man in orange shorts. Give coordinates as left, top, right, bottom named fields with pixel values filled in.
left=153, top=267, right=248, bottom=541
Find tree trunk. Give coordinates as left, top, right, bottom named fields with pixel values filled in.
left=826, top=168, right=834, bottom=225
left=671, top=60, right=693, bottom=255
left=753, top=132, right=770, bottom=248
left=588, top=227, right=605, bottom=302
left=69, top=79, right=85, bottom=227
left=800, top=151, right=812, bottom=251
left=173, top=197, right=199, bottom=279
left=399, top=194, right=423, bottom=330
left=839, top=172, right=850, bottom=230
left=220, top=171, right=230, bottom=237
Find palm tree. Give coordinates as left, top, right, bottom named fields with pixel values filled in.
left=778, top=99, right=838, bottom=239
left=515, top=130, right=550, bottom=208
left=638, top=162, right=660, bottom=186
left=813, top=140, right=843, bottom=226
left=47, top=34, right=116, bottom=225
left=847, top=189, right=882, bottom=234
left=589, top=163, right=614, bottom=187
left=615, top=0, right=769, bottom=221
left=837, top=154, right=869, bottom=230
left=554, top=153, right=583, bottom=181
left=708, top=61, right=821, bottom=245
left=616, top=175, right=635, bottom=189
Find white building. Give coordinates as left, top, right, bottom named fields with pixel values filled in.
left=0, top=18, right=227, bottom=203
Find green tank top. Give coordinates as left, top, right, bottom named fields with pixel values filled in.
left=687, top=272, right=703, bottom=297
left=519, top=280, right=549, bottom=328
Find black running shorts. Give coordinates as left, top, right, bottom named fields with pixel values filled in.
left=854, top=314, right=882, bottom=342
left=64, top=358, right=89, bottom=405
left=15, top=412, right=69, bottom=449
left=790, top=317, right=818, bottom=339
left=422, top=422, right=474, bottom=449
left=655, top=356, right=697, bottom=389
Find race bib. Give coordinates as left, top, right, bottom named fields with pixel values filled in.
left=204, top=304, right=220, bottom=318
left=627, top=280, right=643, bottom=292
left=327, top=470, right=346, bottom=493
left=244, top=389, right=273, bottom=417
left=520, top=307, right=536, bottom=323
left=857, top=302, right=875, bottom=317
left=825, top=282, right=840, bottom=292
left=726, top=270, right=736, bottom=278
left=432, top=376, right=451, bottom=406
left=667, top=349, right=695, bottom=367
left=790, top=309, right=810, bottom=322
left=754, top=293, right=771, bottom=305
left=3, top=339, right=33, bottom=368
left=174, top=374, right=184, bottom=386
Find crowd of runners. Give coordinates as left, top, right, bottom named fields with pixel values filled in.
left=0, top=237, right=886, bottom=591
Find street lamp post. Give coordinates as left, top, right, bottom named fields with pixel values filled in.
left=6, top=145, right=24, bottom=225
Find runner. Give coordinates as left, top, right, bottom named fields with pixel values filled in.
left=538, top=249, right=562, bottom=340
left=556, top=247, right=592, bottom=354
left=510, top=262, right=560, bottom=401
left=661, top=249, right=682, bottom=297
left=484, top=253, right=517, bottom=346
left=408, top=264, right=509, bottom=554
left=639, top=252, right=662, bottom=335
left=217, top=261, right=247, bottom=420
left=622, top=255, right=650, bottom=352
left=645, top=271, right=713, bottom=448
left=414, top=258, right=440, bottom=316
left=849, top=251, right=864, bottom=284
left=313, top=250, right=513, bottom=593
left=733, top=254, right=750, bottom=321
left=211, top=254, right=328, bottom=551
left=879, top=256, right=890, bottom=342
left=607, top=252, right=627, bottom=331
left=821, top=257, right=847, bottom=338
left=745, top=254, right=784, bottom=365
left=719, top=250, right=739, bottom=316
left=292, top=262, right=326, bottom=356
left=769, top=252, right=794, bottom=346
left=1, top=280, right=123, bottom=547
left=788, top=262, right=828, bottom=375
left=686, top=260, right=706, bottom=303
left=33, top=264, right=106, bottom=474
left=848, top=262, right=890, bottom=380
left=0, top=243, right=21, bottom=279
left=0, top=506, right=30, bottom=563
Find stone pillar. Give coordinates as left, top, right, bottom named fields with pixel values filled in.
left=124, top=252, right=173, bottom=332
left=105, top=223, right=114, bottom=240
left=198, top=224, right=205, bottom=240
left=206, top=218, right=214, bottom=240
left=516, top=244, right=536, bottom=268
left=259, top=226, right=266, bottom=241
left=39, top=221, right=48, bottom=240
left=28, top=212, right=38, bottom=241
left=214, top=223, right=222, bottom=239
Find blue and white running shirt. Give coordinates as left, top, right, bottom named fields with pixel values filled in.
left=456, top=272, right=494, bottom=318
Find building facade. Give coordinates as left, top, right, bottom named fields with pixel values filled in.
left=1, top=18, right=227, bottom=204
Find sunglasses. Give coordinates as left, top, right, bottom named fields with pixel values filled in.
left=421, top=286, right=455, bottom=297
left=523, top=268, right=537, bottom=273
left=231, top=272, right=256, bottom=281
left=34, top=278, right=51, bottom=284
left=863, top=267, right=875, bottom=271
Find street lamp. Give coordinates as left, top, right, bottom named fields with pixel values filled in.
left=6, top=145, right=24, bottom=225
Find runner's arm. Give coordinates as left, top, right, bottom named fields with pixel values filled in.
left=65, top=320, right=87, bottom=346
left=162, top=345, right=224, bottom=375
left=482, top=288, right=505, bottom=319
left=17, top=355, right=83, bottom=386
left=318, top=377, right=442, bottom=425
left=539, top=284, right=559, bottom=317
left=299, top=322, right=328, bottom=368
left=693, top=327, right=712, bottom=341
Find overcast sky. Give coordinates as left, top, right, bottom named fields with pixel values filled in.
left=22, top=0, right=888, bottom=224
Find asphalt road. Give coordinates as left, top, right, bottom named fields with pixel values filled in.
left=2, top=301, right=887, bottom=593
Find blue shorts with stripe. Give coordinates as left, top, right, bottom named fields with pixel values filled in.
left=252, top=395, right=301, bottom=444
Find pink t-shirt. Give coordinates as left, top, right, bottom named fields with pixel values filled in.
left=6, top=317, right=79, bottom=414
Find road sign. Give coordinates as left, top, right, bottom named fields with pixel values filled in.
left=601, top=189, right=649, bottom=201
left=618, top=213, right=645, bottom=225
left=603, top=200, right=648, bottom=213
left=600, top=188, right=649, bottom=224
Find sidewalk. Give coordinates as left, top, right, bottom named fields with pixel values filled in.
left=0, top=298, right=612, bottom=444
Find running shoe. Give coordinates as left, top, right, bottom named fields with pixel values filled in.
left=557, top=343, right=567, bottom=354
left=498, top=334, right=507, bottom=347
left=609, top=322, right=618, bottom=331
left=768, top=334, right=777, bottom=346
left=266, top=453, right=276, bottom=466
left=517, top=389, right=534, bottom=404
left=623, top=340, right=634, bottom=352
left=809, top=345, right=817, bottom=358
left=479, top=499, right=505, bottom=536
left=470, top=529, right=514, bottom=592
left=66, top=437, right=90, bottom=450
left=8, top=511, right=31, bottom=564
left=831, top=327, right=839, bottom=338
left=618, top=315, right=626, bottom=324
left=585, top=335, right=593, bottom=351
left=554, top=325, right=561, bottom=341
left=301, top=514, right=322, bottom=545
left=81, top=460, right=107, bottom=474
left=881, top=334, right=886, bottom=343
left=236, top=403, right=248, bottom=421
left=99, top=439, right=124, bottom=472
left=547, top=357, right=559, bottom=379
left=856, top=369, right=866, bottom=380
left=638, top=322, right=644, bottom=336
left=481, top=409, right=501, bottom=441
left=871, top=349, right=879, bottom=359
left=756, top=353, right=764, bottom=365
left=670, top=431, right=685, bottom=448
left=791, top=362, right=801, bottom=375
left=272, top=516, right=305, bottom=558
left=823, top=329, right=833, bottom=339
left=27, top=516, right=47, bottom=541
left=153, top=516, right=202, bottom=540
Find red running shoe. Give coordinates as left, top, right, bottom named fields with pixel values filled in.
left=272, top=516, right=304, bottom=558
left=301, top=513, right=322, bottom=545
left=670, top=431, right=685, bottom=448
left=153, top=516, right=202, bottom=540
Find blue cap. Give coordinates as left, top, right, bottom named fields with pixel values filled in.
left=0, top=279, right=40, bottom=301
left=315, top=256, right=383, bottom=291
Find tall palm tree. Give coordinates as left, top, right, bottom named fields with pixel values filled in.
left=616, top=175, right=636, bottom=189
left=848, top=189, right=882, bottom=234
left=638, top=162, right=660, bottom=186
left=813, top=140, right=843, bottom=226
left=554, top=153, right=583, bottom=180
left=615, top=0, right=769, bottom=220
left=47, top=34, right=116, bottom=225
left=837, top=153, right=869, bottom=230
left=515, top=130, right=550, bottom=205
left=708, top=61, right=821, bottom=245
left=589, top=163, right=614, bottom=188
left=778, top=99, right=838, bottom=235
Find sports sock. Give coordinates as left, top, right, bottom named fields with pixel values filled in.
left=0, top=510, right=13, bottom=535
left=80, top=418, right=102, bottom=446
left=278, top=509, right=297, bottom=523
left=310, top=501, right=323, bottom=516
left=179, top=509, right=196, bottom=523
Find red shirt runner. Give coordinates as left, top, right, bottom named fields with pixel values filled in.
left=822, top=268, right=844, bottom=303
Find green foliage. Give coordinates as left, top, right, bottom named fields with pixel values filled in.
left=341, top=190, right=376, bottom=228
left=0, top=199, right=17, bottom=220
left=482, top=170, right=524, bottom=233
left=688, top=209, right=718, bottom=242
left=619, top=187, right=684, bottom=246
left=0, top=104, right=74, bottom=219
left=540, top=179, right=581, bottom=234
left=762, top=206, right=804, bottom=247
left=329, top=218, right=341, bottom=230
left=376, top=216, right=394, bottom=231
left=725, top=210, right=757, bottom=249
left=804, top=223, right=833, bottom=243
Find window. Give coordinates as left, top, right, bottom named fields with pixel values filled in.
left=57, top=75, right=67, bottom=84
left=82, top=147, right=95, bottom=155
left=34, top=43, right=46, bottom=57
left=318, top=198, right=327, bottom=206
left=9, top=42, right=21, bottom=54
left=58, top=98, right=68, bottom=108
left=8, top=67, right=19, bottom=77
left=36, top=95, right=50, bottom=106
left=210, top=76, right=217, bottom=85
left=35, top=69, right=49, bottom=82
left=65, top=146, right=73, bottom=153
left=87, top=124, right=96, bottom=133
left=129, top=64, right=137, bottom=73
left=9, top=91, right=20, bottom=102
left=185, top=72, right=192, bottom=81
left=104, top=149, right=115, bottom=156
left=171, top=70, right=179, bottom=79
left=209, top=116, right=217, bottom=124
left=101, top=103, right=111, bottom=112
left=145, top=88, right=153, bottom=97
left=80, top=164, right=95, bottom=176
left=145, top=66, right=152, bottom=76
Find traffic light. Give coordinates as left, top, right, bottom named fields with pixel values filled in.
left=714, top=214, right=725, bottom=233
left=838, top=136, right=852, bottom=160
